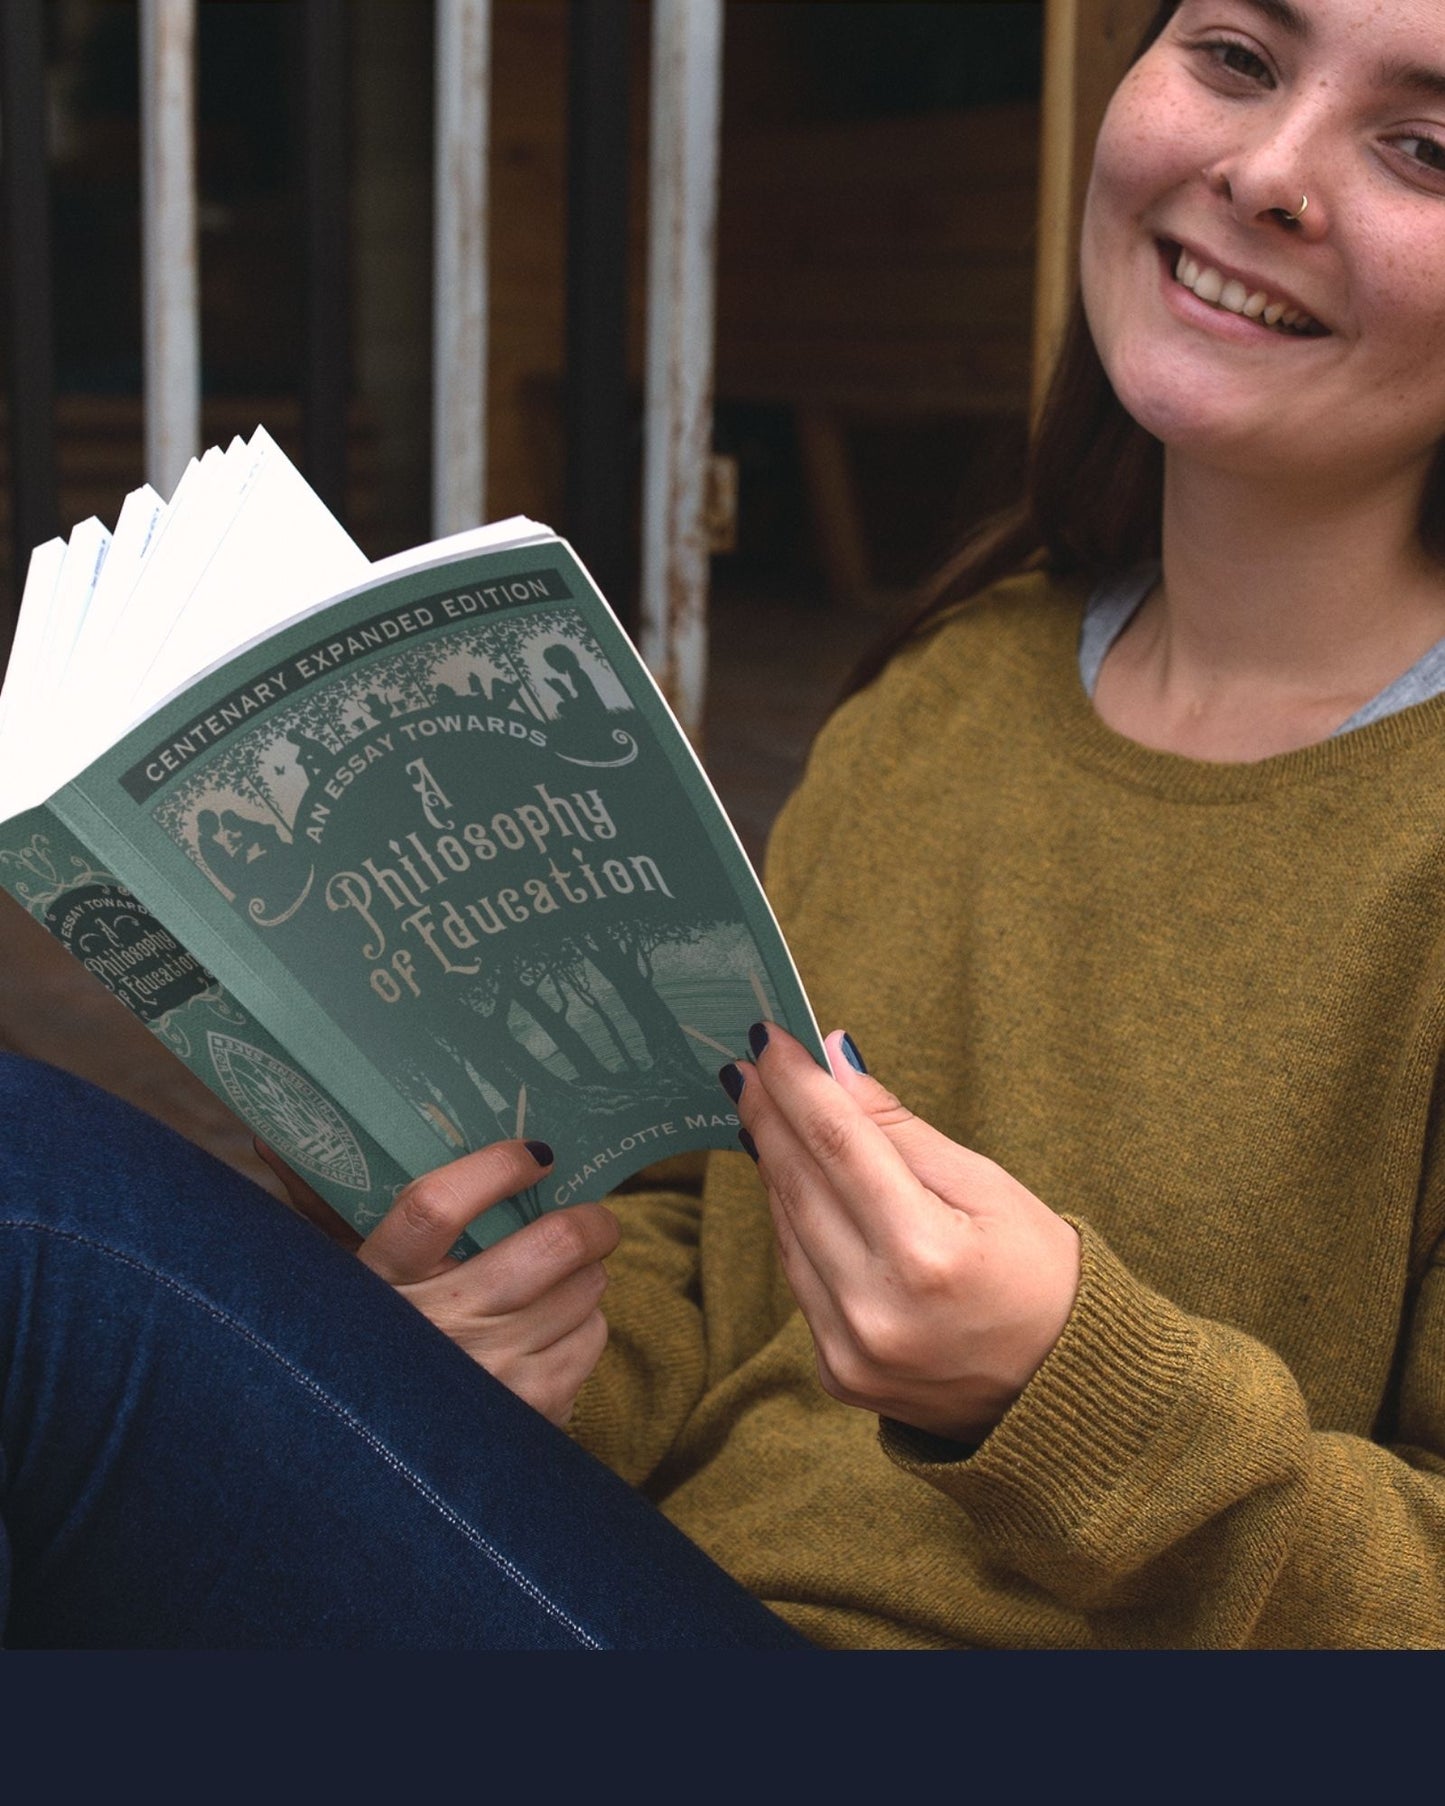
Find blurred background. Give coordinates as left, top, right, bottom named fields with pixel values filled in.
left=0, top=0, right=1147, bottom=1179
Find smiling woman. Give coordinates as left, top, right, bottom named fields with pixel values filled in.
left=1085, top=0, right=1445, bottom=494
left=7, top=0, right=1445, bottom=1652
left=1081, top=0, right=1445, bottom=756
left=868, top=0, right=1445, bottom=763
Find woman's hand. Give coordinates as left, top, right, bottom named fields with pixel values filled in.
left=724, top=1025, right=1080, bottom=1445
left=254, top=1137, right=619, bottom=1426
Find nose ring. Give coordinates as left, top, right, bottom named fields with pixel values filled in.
left=1279, top=193, right=1308, bottom=224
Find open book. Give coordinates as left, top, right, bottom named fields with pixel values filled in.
left=0, top=427, right=823, bottom=1250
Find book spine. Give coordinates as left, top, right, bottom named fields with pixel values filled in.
left=0, top=804, right=411, bottom=1240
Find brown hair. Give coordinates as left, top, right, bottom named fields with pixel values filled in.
left=842, top=0, right=1445, bottom=700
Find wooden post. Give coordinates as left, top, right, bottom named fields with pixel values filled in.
left=140, top=0, right=200, bottom=499
left=1032, top=0, right=1156, bottom=415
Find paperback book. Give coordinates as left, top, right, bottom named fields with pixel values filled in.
left=0, top=427, right=823, bottom=1249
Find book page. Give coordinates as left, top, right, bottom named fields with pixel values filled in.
left=41, top=516, right=110, bottom=680
left=127, top=428, right=368, bottom=724
left=67, top=482, right=168, bottom=693
left=366, top=517, right=552, bottom=586
left=0, top=536, right=65, bottom=732
left=129, top=514, right=553, bottom=731
left=26, top=517, right=113, bottom=779
left=92, top=442, right=243, bottom=722
left=0, top=537, right=67, bottom=817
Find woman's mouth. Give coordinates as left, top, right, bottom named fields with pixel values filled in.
left=1169, top=245, right=1327, bottom=337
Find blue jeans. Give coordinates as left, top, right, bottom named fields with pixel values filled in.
left=0, top=1055, right=808, bottom=1649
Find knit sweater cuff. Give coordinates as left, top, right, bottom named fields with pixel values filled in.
left=880, top=1218, right=1200, bottom=1549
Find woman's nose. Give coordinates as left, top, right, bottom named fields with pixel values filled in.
left=1200, top=115, right=1329, bottom=239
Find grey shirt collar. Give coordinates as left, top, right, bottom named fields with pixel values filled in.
left=1080, top=564, right=1445, bottom=736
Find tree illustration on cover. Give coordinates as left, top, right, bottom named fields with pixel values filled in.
left=151, top=605, right=773, bottom=1159
left=416, top=904, right=736, bottom=1145
left=397, top=614, right=746, bottom=1147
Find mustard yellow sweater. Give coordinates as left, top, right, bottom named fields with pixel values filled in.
left=571, top=570, right=1445, bottom=1649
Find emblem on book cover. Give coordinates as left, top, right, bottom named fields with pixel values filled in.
left=43, top=881, right=210, bottom=1023
left=205, top=1031, right=371, bottom=1191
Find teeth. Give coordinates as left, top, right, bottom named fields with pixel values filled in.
left=1172, top=248, right=1319, bottom=334
left=1193, top=265, right=1223, bottom=304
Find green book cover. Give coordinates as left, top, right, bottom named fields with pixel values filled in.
left=0, top=534, right=823, bottom=1250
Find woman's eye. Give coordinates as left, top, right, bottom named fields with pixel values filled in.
left=1200, top=38, right=1274, bottom=86
left=1396, top=134, right=1445, bottom=175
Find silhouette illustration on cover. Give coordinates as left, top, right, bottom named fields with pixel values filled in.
left=535, top=641, right=638, bottom=767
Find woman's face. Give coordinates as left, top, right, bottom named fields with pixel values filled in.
left=1081, top=0, right=1445, bottom=492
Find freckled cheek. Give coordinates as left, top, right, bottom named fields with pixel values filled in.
left=1080, top=125, right=1145, bottom=274
left=1089, top=61, right=1192, bottom=198
left=1077, top=215, right=1115, bottom=359
left=1353, top=265, right=1445, bottom=381
left=1087, top=118, right=1148, bottom=220
left=1079, top=163, right=1147, bottom=355
left=1343, top=212, right=1445, bottom=326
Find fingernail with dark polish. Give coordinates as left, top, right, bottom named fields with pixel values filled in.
left=841, top=1033, right=868, bottom=1074
left=719, top=1062, right=745, bottom=1102
left=747, top=1021, right=770, bottom=1058
left=525, top=1139, right=554, bottom=1167
left=738, top=1127, right=760, bottom=1162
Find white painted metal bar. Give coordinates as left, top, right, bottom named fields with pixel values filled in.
left=432, top=0, right=492, bottom=536
left=640, top=0, right=724, bottom=743
left=140, top=0, right=199, bottom=499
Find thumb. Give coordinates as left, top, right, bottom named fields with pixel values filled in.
left=824, top=1029, right=917, bottom=1128
left=823, top=1029, right=996, bottom=1198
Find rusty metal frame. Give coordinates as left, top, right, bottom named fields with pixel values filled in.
left=432, top=0, right=491, bottom=536
left=640, top=0, right=724, bottom=745
left=140, top=0, right=199, bottom=498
